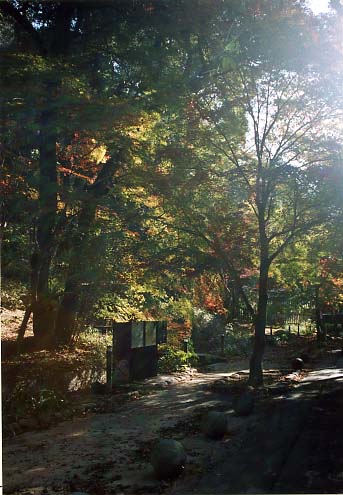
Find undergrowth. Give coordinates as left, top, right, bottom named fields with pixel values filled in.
left=158, top=344, right=199, bottom=373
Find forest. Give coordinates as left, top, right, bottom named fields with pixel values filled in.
left=1, top=2, right=343, bottom=493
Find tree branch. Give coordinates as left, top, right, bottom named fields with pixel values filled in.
left=0, top=1, right=46, bottom=55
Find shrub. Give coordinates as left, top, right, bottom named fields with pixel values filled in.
left=1, top=279, right=28, bottom=310
left=270, top=330, right=292, bottom=345
left=158, top=345, right=198, bottom=373
left=223, top=330, right=252, bottom=356
left=3, top=380, right=68, bottom=421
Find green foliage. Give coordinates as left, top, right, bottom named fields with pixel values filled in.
left=268, top=330, right=292, bottom=346
left=191, top=309, right=227, bottom=352
left=76, top=330, right=112, bottom=367
left=4, top=381, right=68, bottom=420
left=1, top=279, right=28, bottom=310
left=158, top=344, right=198, bottom=374
left=223, top=327, right=252, bottom=357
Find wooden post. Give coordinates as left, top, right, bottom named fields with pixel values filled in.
left=297, top=323, right=300, bottom=336
left=270, top=326, right=273, bottom=336
left=288, top=325, right=291, bottom=334
left=106, top=345, right=113, bottom=391
left=112, top=323, right=116, bottom=382
left=183, top=339, right=189, bottom=353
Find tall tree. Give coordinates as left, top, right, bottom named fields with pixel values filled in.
left=1, top=0, right=245, bottom=344
left=146, top=1, right=343, bottom=385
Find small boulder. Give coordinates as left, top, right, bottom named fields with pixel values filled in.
left=234, top=393, right=254, bottom=416
left=151, top=439, right=186, bottom=479
left=299, top=352, right=309, bottom=363
left=292, top=358, right=304, bottom=371
left=202, top=411, right=227, bottom=439
left=210, top=377, right=231, bottom=394
left=226, top=416, right=245, bottom=434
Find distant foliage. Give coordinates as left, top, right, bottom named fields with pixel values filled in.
left=223, top=327, right=252, bottom=357
left=192, top=308, right=253, bottom=356
left=191, top=309, right=227, bottom=352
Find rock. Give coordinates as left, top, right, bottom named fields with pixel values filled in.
left=209, top=377, right=231, bottom=393
left=299, top=352, right=309, bottom=363
left=202, top=411, right=227, bottom=439
left=151, top=439, right=186, bottom=479
left=234, top=393, right=254, bottom=416
left=226, top=416, right=246, bottom=434
left=292, top=357, right=304, bottom=370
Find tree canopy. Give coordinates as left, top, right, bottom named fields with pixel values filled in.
left=1, top=0, right=342, bottom=384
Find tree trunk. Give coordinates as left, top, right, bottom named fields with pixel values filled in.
left=249, top=265, right=268, bottom=386
left=17, top=305, right=32, bottom=352
left=55, top=203, right=95, bottom=345
left=32, top=105, right=57, bottom=341
left=55, top=278, right=79, bottom=346
left=55, top=153, right=122, bottom=345
left=55, top=201, right=96, bottom=345
left=249, top=223, right=270, bottom=386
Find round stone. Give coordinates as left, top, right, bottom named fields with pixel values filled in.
left=299, top=352, right=309, bottom=362
left=292, top=357, right=304, bottom=370
left=234, top=393, right=254, bottom=416
left=202, top=411, right=227, bottom=439
left=151, top=439, right=186, bottom=479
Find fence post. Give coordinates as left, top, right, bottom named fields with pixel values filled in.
left=297, top=323, right=300, bottom=336
left=106, top=345, right=113, bottom=391
left=288, top=325, right=291, bottom=334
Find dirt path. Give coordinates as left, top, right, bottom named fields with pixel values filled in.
left=169, top=349, right=343, bottom=494
left=3, top=342, right=335, bottom=495
left=3, top=359, right=249, bottom=495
